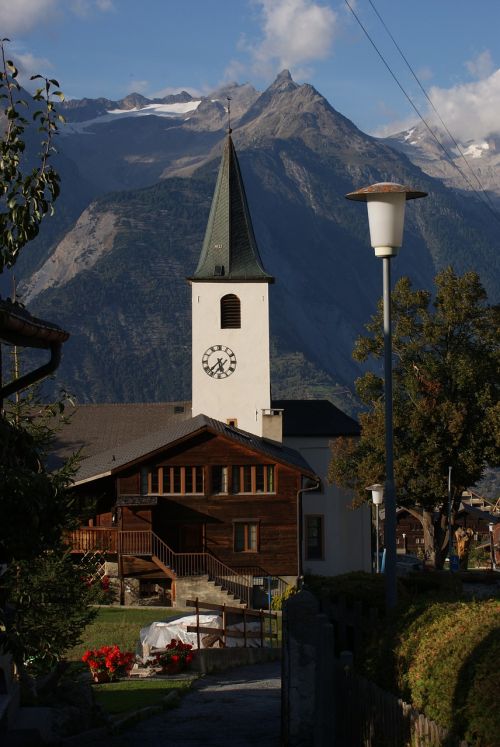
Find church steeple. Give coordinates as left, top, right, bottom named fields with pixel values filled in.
left=191, top=134, right=274, bottom=282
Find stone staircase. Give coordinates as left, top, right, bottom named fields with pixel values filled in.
left=174, top=575, right=247, bottom=608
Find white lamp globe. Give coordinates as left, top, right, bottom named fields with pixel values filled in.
left=346, top=182, right=427, bottom=258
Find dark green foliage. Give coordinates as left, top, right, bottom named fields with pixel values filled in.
left=329, top=269, right=499, bottom=564
left=304, top=571, right=388, bottom=614
left=0, top=40, right=63, bottom=272
left=361, top=599, right=500, bottom=746
left=308, top=572, right=499, bottom=745
left=0, top=52, right=97, bottom=677
left=1, top=553, right=101, bottom=675
left=0, top=391, right=81, bottom=562
left=0, top=398, right=98, bottom=675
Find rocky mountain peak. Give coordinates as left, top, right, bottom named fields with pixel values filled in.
left=268, top=69, right=298, bottom=94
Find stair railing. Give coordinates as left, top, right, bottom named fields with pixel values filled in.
left=70, top=528, right=254, bottom=606
left=150, top=532, right=253, bottom=607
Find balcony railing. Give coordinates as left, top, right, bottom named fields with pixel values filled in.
left=68, top=528, right=254, bottom=606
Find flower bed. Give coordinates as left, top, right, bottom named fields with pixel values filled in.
left=150, top=639, right=194, bottom=675
left=82, top=645, right=135, bottom=682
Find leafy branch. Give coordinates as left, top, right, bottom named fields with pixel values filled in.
left=0, top=38, right=65, bottom=272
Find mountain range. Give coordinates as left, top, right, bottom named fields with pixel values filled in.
left=8, top=70, right=500, bottom=413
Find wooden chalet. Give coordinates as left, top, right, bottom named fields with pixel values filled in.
left=64, top=409, right=317, bottom=606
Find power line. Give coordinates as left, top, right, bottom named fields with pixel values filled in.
left=366, top=0, right=499, bottom=215
left=343, top=0, right=500, bottom=224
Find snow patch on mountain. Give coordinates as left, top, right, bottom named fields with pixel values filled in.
left=61, top=100, right=201, bottom=134
left=462, top=141, right=489, bottom=158
left=107, top=101, right=200, bottom=117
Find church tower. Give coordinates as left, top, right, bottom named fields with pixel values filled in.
left=190, top=133, right=278, bottom=438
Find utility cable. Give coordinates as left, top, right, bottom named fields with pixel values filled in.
left=344, top=0, right=500, bottom=224
left=367, top=0, right=498, bottom=214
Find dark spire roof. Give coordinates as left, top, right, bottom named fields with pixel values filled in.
left=190, top=134, right=274, bottom=282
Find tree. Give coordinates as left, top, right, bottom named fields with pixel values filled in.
left=0, top=38, right=63, bottom=272
left=0, top=41, right=100, bottom=686
left=329, top=267, right=500, bottom=568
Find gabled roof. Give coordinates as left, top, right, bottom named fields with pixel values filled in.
left=189, top=134, right=273, bottom=283
left=73, top=413, right=315, bottom=485
left=51, top=401, right=192, bottom=467
left=272, top=399, right=360, bottom=437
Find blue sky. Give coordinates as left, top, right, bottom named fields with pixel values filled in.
left=2, top=0, right=500, bottom=140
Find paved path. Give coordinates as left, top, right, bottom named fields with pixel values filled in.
left=99, top=661, right=281, bottom=747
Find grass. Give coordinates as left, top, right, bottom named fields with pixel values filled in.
left=92, top=677, right=193, bottom=714
left=65, top=606, right=185, bottom=662
left=63, top=607, right=196, bottom=719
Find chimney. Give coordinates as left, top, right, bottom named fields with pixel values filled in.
left=262, top=408, right=283, bottom=442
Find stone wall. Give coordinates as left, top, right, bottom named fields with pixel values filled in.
left=193, top=646, right=281, bottom=675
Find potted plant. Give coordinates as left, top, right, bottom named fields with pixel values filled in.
left=82, top=645, right=135, bottom=683
left=151, top=639, right=194, bottom=675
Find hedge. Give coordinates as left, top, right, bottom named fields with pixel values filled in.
left=364, top=598, right=500, bottom=746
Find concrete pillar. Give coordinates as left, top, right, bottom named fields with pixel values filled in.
left=281, top=590, right=320, bottom=746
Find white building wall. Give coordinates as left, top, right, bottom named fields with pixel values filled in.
left=285, top=436, right=371, bottom=576
left=191, top=282, right=271, bottom=436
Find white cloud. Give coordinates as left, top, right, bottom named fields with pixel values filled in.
left=15, top=51, right=53, bottom=83
left=375, top=59, right=500, bottom=143
left=244, top=0, right=338, bottom=78
left=465, top=50, right=494, bottom=80
left=427, top=67, right=500, bottom=142
left=0, top=0, right=58, bottom=35
left=0, top=0, right=113, bottom=34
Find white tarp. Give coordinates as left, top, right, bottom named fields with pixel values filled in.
left=139, top=613, right=265, bottom=660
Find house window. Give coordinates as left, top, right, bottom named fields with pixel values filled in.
left=144, top=466, right=204, bottom=495
left=212, top=466, right=228, bottom=494
left=231, top=465, right=275, bottom=494
left=221, top=294, right=241, bottom=328
left=305, top=515, right=324, bottom=560
left=234, top=522, right=259, bottom=552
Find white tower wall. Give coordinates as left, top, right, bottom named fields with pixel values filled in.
left=191, top=282, right=271, bottom=436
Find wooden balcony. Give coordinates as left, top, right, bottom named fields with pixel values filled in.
left=67, top=527, right=255, bottom=606
left=68, top=527, right=119, bottom=554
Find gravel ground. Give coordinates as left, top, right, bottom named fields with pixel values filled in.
left=91, top=661, right=281, bottom=747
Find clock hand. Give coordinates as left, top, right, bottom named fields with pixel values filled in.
left=210, top=357, right=227, bottom=373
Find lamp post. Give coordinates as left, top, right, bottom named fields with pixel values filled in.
left=488, top=522, right=495, bottom=571
left=367, top=484, right=384, bottom=573
left=346, top=182, right=427, bottom=610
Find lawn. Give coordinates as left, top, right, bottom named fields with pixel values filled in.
left=64, top=606, right=196, bottom=718
left=92, top=677, right=193, bottom=714
left=66, top=605, right=185, bottom=662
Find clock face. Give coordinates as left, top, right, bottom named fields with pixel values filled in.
left=202, top=345, right=237, bottom=379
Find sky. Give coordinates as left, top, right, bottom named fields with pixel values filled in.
left=1, top=0, right=500, bottom=141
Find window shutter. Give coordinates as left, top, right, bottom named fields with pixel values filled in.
left=221, top=294, right=241, bottom=328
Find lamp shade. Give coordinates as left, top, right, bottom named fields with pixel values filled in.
left=346, top=182, right=427, bottom=258
left=366, top=483, right=384, bottom=505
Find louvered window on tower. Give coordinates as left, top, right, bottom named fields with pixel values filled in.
left=221, top=294, right=241, bottom=328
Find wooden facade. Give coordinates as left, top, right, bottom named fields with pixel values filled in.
left=71, top=428, right=310, bottom=597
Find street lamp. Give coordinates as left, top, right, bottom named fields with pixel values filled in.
left=346, top=182, right=427, bottom=610
left=366, top=483, right=384, bottom=573
left=488, top=522, right=496, bottom=571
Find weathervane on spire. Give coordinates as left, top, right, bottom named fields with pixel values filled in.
left=227, top=96, right=232, bottom=134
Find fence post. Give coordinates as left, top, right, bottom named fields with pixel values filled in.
left=281, top=590, right=320, bottom=746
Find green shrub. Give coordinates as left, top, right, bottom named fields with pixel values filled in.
left=304, top=572, right=388, bottom=613
left=398, top=570, right=462, bottom=599
left=403, top=600, right=499, bottom=744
